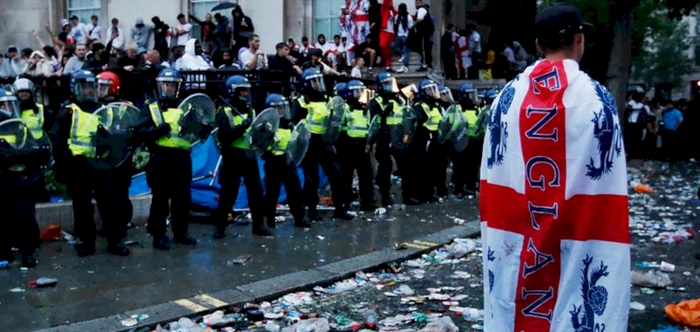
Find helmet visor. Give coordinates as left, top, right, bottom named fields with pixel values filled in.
left=74, top=82, right=99, bottom=103
left=422, top=83, right=440, bottom=100
left=381, top=77, right=399, bottom=94
left=0, top=96, right=19, bottom=119
left=307, top=74, right=326, bottom=93
left=97, top=80, right=112, bottom=99
left=157, top=81, right=181, bottom=100
left=350, top=86, right=366, bottom=100
left=272, top=100, right=291, bottom=120
left=440, top=88, right=454, bottom=104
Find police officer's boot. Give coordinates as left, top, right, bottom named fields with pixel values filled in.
left=333, top=205, right=355, bottom=220
left=21, top=251, right=38, bottom=268
left=173, top=234, right=198, bottom=246
left=153, top=235, right=171, bottom=250
left=75, top=242, right=96, bottom=257
left=252, top=220, right=273, bottom=237
left=213, top=226, right=227, bottom=240
left=107, top=239, right=130, bottom=257
left=307, top=208, right=322, bottom=221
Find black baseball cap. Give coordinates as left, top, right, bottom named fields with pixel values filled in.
left=534, top=3, right=593, bottom=42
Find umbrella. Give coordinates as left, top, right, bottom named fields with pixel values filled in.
left=211, top=2, right=239, bottom=11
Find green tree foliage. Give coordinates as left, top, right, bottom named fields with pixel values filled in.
left=631, top=4, right=693, bottom=90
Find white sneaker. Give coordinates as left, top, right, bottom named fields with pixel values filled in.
left=398, top=56, right=404, bottom=63
left=396, top=66, right=408, bottom=73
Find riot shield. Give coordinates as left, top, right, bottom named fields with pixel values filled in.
left=323, top=96, right=345, bottom=143
left=248, top=108, right=280, bottom=151
left=0, top=119, right=52, bottom=186
left=86, top=103, right=143, bottom=169
left=438, top=105, right=470, bottom=152
left=390, top=106, right=416, bottom=150
left=177, top=93, right=218, bottom=144
left=287, top=120, right=311, bottom=166
left=366, top=114, right=382, bottom=147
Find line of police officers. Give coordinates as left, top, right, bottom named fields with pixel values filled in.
left=0, top=66, right=493, bottom=268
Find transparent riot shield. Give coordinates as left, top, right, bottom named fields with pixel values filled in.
left=248, top=108, right=280, bottom=151
left=86, top=103, right=143, bottom=169
left=366, top=114, right=382, bottom=147
left=438, top=105, right=469, bottom=152
left=0, top=119, right=52, bottom=186
left=177, top=93, right=218, bottom=144
left=287, top=120, right=311, bottom=166
left=324, top=96, right=345, bottom=143
left=390, top=106, right=416, bottom=150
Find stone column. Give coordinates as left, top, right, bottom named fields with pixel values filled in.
left=426, top=0, right=444, bottom=71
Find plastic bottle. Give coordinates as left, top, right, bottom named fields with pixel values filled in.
left=29, top=278, right=58, bottom=288
left=363, top=310, right=378, bottom=329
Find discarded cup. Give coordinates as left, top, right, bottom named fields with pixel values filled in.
left=660, top=261, right=675, bottom=272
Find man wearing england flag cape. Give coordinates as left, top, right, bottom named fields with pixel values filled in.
left=479, top=3, right=630, bottom=332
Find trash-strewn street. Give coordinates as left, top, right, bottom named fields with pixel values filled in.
left=2, top=161, right=700, bottom=332
left=124, top=161, right=700, bottom=332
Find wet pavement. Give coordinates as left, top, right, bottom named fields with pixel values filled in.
left=0, top=194, right=479, bottom=332
left=3, top=160, right=700, bottom=332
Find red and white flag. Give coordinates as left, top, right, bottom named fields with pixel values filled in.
left=479, top=59, right=630, bottom=332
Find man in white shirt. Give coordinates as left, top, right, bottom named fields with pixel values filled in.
left=105, top=18, right=125, bottom=50
left=87, top=15, right=102, bottom=44
left=176, top=13, right=192, bottom=46
left=239, top=34, right=268, bottom=70
left=351, top=57, right=364, bottom=78
left=392, top=4, right=414, bottom=73
left=69, top=15, right=88, bottom=45
left=340, top=33, right=355, bottom=67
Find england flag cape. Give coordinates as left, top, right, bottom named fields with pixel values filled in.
left=479, top=59, right=630, bottom=332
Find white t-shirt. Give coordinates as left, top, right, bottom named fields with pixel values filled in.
left=394, top=15, right=414, bottom=37
left=70, top=23, right=88, bottom=44
left=240, top=49, right=267, bottom=70
left=176, top=23, right=192, bottom=46
left=351, top=66, right=362, bottom=78
left=87, top=24, right=102, bottom=41
left=416, top=7, right=428, bottom=21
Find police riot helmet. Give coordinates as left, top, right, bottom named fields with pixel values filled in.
left=12, top=78, right=36, bottom=101
left=265, top=93, right=291, bottom=120
left=418, top=79, right=440, bottom=100
left=224, top=75, right=252, bottom=104
left=334, top=82, right=347, bottom=97
left=375, top=72, right=398, bottom=94
left=70, top=70, right=99, bottom=104
left=155, top=68, right=182, bottom=100
left=347, top=80, right=367, bottom=101
left=459, top=83, right=478, bottom=102
left=0, top=88, right=19, bottom=120
left=438, top=84, right=454, bottom=104
left=301, top=68, right=326, bottom=93
left=96, top=71, right=120, bottom=100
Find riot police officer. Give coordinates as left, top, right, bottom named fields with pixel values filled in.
left=457, top=83, right=482, bottom=195
left=412, top=79, right=445, bottom=202
left=291, top=68, right=353, bottom=221
left=13, top=78, right=51, bottom=203
left=262, top=94, right=310, bottom=229
left=140, top=68, right=198, bottom=250
left=213, top=75, right=271, bottom=238
left=54, top=70, right=130, bottom=257
left=97, top=71, right=124, bottom=104
left=369, top=72, right=417, bottom=206
left=437, top=84, right=466, bottom=197
left=0, top=88, right=42, bottom=267
left=338, top=80, right=375, bottom=211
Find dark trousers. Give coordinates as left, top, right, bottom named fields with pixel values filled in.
left=412, top=129, right=447, bottom=198
left=146, top=148, right=192, bottom=237
left=213, top=149, right=265, bottom=229
left=263, top=155, right=305, bottom=223
left=68, top=157, right=128, bottom=245
left=421, top=34, right=434, bottom=68
left=463, top=138, right=483, bottom=191
left=0, top=185, right=40, bottom=256
left=447, top=146, right=466, bottom=192
left=375, top=136, right=412, bottom=201
left=301, top=135, right=344, bottom=211
left=662, top=129, right=679, bottom=162
left=338, top=135, right=375, bottom=207
left=624, top=123, right=644, bottom=159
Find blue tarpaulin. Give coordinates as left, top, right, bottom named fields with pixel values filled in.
left=129, top=136, right=327, bottom=211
